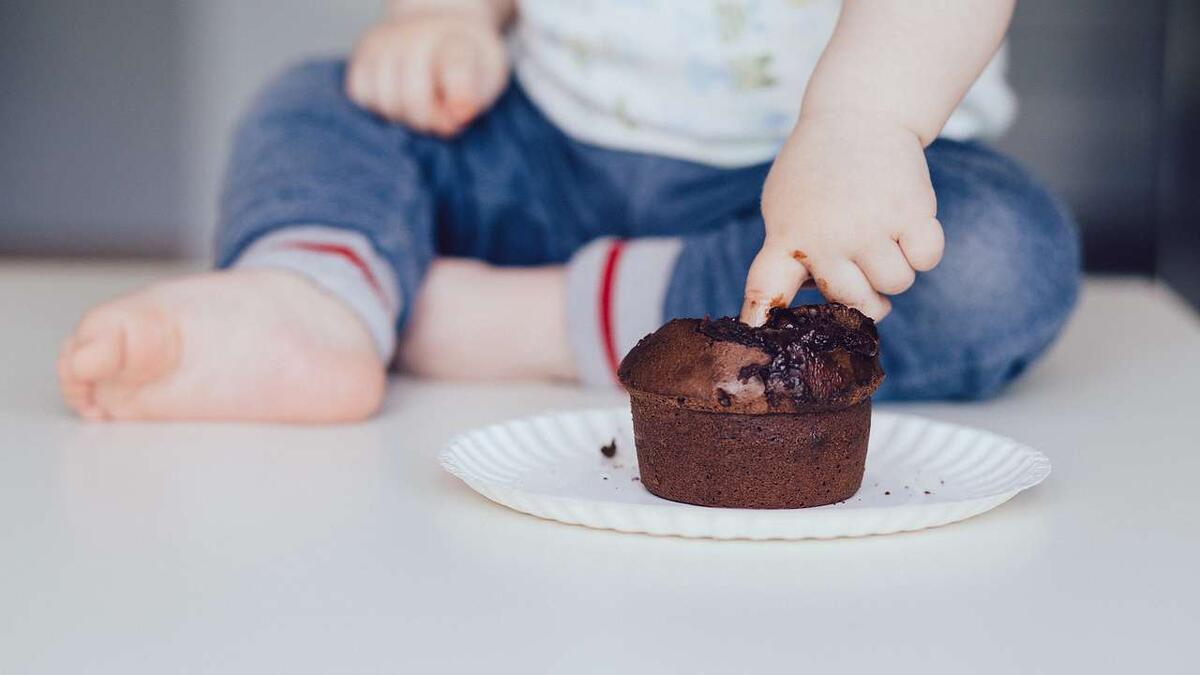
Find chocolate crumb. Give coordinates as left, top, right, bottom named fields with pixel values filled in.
left=600, top=439, right=617, bottom=458
left=924, top=490, right=931, bottom=495
left=631, top=477, right=640, bottom=482
left=884, top=491, right=891, bottom=495
left=602, top=476, right=608, bottom=480
left=715, top=387, right=732, bottom=407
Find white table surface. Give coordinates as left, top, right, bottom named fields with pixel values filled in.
left=2, top=261, right=1198, bottom=674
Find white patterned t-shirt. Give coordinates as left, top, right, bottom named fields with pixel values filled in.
left=512, top=0, right=1015, bottom=167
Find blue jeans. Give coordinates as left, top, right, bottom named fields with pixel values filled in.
left=216, top=60, right=1081, bottom=401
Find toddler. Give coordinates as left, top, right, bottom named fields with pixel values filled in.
left=57, top=0, right=1080, bottom=422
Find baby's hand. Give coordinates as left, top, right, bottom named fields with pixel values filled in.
left=742, top=112, right=944, bottom=325
left=346, top=9, right=508, bottom=136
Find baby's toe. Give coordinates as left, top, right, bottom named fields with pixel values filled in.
left=57, top=343, right=104, bottom=418
left=69, top=306, right=179, bottom=385
left=58, top=347, right=90, bottom=406
left=59, top=303, right=182, bottom=421
left=69, top=336, right=123, bottom=383
left=111, top=308, right=180, bottom=385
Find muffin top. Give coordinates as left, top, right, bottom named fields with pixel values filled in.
left=618, top=304, right=884, bottom=414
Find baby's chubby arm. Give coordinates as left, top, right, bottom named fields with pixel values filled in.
left=742, top=0, right=1015, bottom=325
left=347, top=0, right=515, bottom=135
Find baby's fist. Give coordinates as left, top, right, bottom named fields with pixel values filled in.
left=743, top=113, right=944, bottom=324
left=346, top=10, right=508, bottom=136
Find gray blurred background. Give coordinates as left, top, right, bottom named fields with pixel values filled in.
left=1, top=0, right=1197, bottom=304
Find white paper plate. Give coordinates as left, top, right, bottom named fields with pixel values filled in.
left=440, top=407, right=1050, bottom=540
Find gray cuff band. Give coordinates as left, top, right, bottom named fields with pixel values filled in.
left=232, top=226, right=401, bottom=362
left=565, top=237, right=684, bottom=388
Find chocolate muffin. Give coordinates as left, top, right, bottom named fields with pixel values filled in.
left=618, top=304, right=884, bottom=509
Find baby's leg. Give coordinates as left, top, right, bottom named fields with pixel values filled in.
left=396, top=259, right=575, bottom=381
left=651, top=140, right=1082, bottom=400
left=58, top=61, right=438, bottom=421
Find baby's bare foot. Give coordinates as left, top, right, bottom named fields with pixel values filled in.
left=57, top=269, right=384, bottom=423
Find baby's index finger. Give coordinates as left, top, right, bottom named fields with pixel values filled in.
left=739, top=247, right=811, bottom=326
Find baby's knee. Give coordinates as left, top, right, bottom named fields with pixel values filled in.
left=916, top=169, right=1081, bottom=398
left=948, top=189, right=1077, bottom=302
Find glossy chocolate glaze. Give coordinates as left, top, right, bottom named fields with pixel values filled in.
left=618, top=304, right=883, bottom=414
left=697, top=304, right=881, bottom=407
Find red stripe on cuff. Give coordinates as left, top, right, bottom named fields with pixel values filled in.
left=280, top=241, right=388, bottom=306
left=599, top=240, right=625, bottom=383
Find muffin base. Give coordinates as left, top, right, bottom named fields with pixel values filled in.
left=630, top=393, right=871, bottom=509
